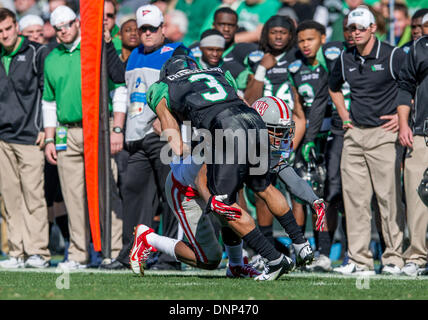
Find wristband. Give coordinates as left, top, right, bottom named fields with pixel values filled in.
left=254, top=65, right=267, bottom=82
left=44, top=138, right=55, bottom=145
left=343, top=120, right=352, bottom=124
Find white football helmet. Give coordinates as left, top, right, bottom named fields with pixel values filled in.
left=251, top=96, right=295, bottom=153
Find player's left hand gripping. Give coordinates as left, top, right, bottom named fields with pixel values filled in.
left=208, top=195, right=242, bottom=221
left=313, top=199, right=326, bottom=231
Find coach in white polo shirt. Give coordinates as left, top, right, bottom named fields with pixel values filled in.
left=329, top=6, right=406, bottom=276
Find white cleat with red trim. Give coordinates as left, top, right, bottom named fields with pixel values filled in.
left=129, top=224, right=157, bottom=276
left=226, top=264, right=261, bottom=278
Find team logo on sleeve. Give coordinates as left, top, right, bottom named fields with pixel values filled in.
left=248, top=50, right=264, bottom=63
left=288, top=60, right=302, bottom=73
left=324, top=47, right=341, bottom=60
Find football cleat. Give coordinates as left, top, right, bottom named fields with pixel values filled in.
left=249, top=254, right=265, bottom=272
left=254, top=255, right=295, bottom=281
left=226, top=264, right=261, bottom=278
left=305, top=254, right=332, bottom=272
left=292, top=241, right=314, bottom=267
left=129, top=224, right=157, bottom=276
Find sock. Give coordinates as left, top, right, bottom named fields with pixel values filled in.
left=225, top=241, right=244, bottom=267
left=146, top=232, right=180, bottom=262
left=56, top=215, right=69, bottom=240
left=259, top=225, right=275, bottom=245
left=242, top=228, right=281, bottom=262
left=276, top=210, right=306, bottom=244
left=313, top=230, right=319, bottom=250
left=318, top=231, right=331, bottom=257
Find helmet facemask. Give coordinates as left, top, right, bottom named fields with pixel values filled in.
left=267, top=119, right=295, bottom=156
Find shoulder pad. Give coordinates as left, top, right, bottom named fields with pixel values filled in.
left=324, top=46, right=342, bottom=60
left=248, top=50, right=264, bottom=63
left=288, top=59, right=302, bottom=73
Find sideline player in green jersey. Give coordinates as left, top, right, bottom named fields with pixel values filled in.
left=287, top=20, right=332, bottom=271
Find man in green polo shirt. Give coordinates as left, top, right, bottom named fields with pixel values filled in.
left=42, top=5, right=127, bottom=270
left=0, top=8, right=51, bottom=270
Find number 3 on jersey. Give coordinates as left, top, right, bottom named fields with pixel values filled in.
left=188, top=73, right=228, bottom=102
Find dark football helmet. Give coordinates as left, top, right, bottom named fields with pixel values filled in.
left=159, top=55, right=198, bottom=80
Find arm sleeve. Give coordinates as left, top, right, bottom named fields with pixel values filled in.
left=106, top=40, right=126, bottom=84
left=277, top=166, right=318, bottom=205
left=395, top=46, right=417, bottom=107
left=42, top=100, right=57, bottom=128
left=391, top=47, right=407, bottom=80
left=328, top=53, right=344, bottom=92
left=111, top=85, right=128, bottom=113
left=147, top=81, right=171, bottom=113
left=302, top=82, right=329, bottom=144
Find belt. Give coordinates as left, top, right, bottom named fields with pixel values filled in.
left=61, top=121, right=83, bottom=128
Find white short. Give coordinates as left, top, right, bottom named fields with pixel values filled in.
left=165, top=171, right=223, bottom=264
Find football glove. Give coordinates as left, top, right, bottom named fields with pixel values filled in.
left=313, top=199, right=326, bottom=231
left=301, top=141, right=316, bottom=163
left=207, top=195, right=242, bottom=221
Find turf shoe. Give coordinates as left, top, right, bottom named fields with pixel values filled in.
left=58, top=260, right=87, bottom=270
left=401, top=262, right=419, bottom=277
left=0, top=257, right=24, bottom=269
left=25, top=255, right=49, bottom=268
left=381, top=264, right=401, bottom=275
left=254, top=255, right=295, bottom=281
left=129, top=224, right=157, bottom=276
left=305, top=254, right=332, bottom=272
left=292, top=241, right=314, bottom=267
left=226, top=264, right=261, bottom=278
left=333, top=262, right=375, bottom=276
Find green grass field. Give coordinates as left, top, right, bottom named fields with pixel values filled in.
left=0, top=268, right=427, bottom=300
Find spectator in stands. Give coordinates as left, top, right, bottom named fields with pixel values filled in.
left=234, top=0, right=281, bottom=43
left=104, top=0, right=122, bottom=54
left=0, top=8, right=51, bottom=269
left=19, top=13, right=45, bottom=43
left=14, top=0, right=42, bottom=19
left=174, top=0, right=219, bottom=46
left=164, top=9, right=188, bottom=42
left=394, top=3, right=411, bottom=47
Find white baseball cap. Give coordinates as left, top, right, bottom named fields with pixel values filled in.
left=136, top=4, right=163, bottom=28
left=19, top=15, right=44, bottom=31
left=347, top=6, right=375, bottom=28
left=50, top=5, right=76, bottom=27
left=422, top=13, right=428, bottom=25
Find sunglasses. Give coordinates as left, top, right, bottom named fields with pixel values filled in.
left=349, top=25, right=370, bottom=32
left=54, top=20, right=76, bottom=32
left=105, top=13, right=115, bottom=19
left=140, top=25, right=160, bottom=33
